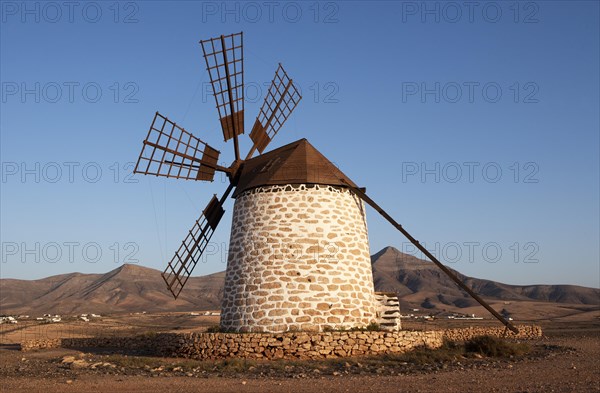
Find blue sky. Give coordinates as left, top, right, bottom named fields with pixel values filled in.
left=1, top=1, right=598, bottom=288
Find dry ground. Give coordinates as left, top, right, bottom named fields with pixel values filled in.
left=0, top=314, right=598, bottom=393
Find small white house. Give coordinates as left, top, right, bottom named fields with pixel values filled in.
left=0, top=316, right=18, bottom=324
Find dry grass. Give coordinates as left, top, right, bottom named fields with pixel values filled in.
left=464, top=335, right=530, bottom=357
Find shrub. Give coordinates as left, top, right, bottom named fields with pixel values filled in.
left=140, top=331, right=158, bottom=338
left=465, top=335, right=530, bottom=357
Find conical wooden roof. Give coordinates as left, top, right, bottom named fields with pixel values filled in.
left=233, top=138, right=359, bottom=197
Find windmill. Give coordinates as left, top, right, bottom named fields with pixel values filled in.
left=134, top=32, right=518, bottom=334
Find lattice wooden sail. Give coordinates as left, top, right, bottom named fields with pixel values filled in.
left=200, top=32, right=244, bottom=142
left=161, top=194, right=226, bottom=298
left=134, top=112, right=221, bottom=181
left=249, top=64, right=302, bottom=156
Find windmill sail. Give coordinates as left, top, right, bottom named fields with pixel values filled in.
left=161, top=190, right=229, bottom=299
left=200, top=32, right=245, bottom=143
left=134, top=112, right=221, bottom=181
left=248, top=64, right=302, bottom=158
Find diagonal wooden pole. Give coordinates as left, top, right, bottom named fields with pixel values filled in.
left=345, top=182, right=519, bottom=334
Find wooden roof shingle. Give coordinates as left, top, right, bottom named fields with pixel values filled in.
left=233, top=138, right=359, bottom=197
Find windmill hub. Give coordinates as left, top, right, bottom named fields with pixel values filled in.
left=227, top=159, right=244, bottom=183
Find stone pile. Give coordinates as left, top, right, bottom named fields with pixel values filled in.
left=374, top=292, right=401, bottom=331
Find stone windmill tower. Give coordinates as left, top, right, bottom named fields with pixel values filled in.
left=220, top=139, right=377, bottom=332
left=134, top=32, right=520, bottom=334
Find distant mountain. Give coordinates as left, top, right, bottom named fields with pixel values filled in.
left=0, top=264, right=224, bottom=315
left=1, top=247, right=598, bottom=316
left=370, top=246, right=600, bottom=311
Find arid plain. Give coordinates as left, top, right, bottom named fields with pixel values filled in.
left=1, top=248, right=598, bottom=392
left=0, top=314, right=598, bottom=392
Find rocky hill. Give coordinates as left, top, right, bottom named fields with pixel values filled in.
left=0, top=265, right=224, bottom=315
left=1, top=247, right=597, bottom=316
left=370, top=246, right=599, bottom=311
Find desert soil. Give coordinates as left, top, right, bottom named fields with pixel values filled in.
left=0, top=321, right=598, bottom=393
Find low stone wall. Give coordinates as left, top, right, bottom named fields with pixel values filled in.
left=442, top=325, right=542, bottom=342
left=175, top=330, right=444, bottom=359
left=20, top=338, right=62, bottom=351
left=20, top=335, right=174, bottom=353
left=20, top=325, right=542, bottom=360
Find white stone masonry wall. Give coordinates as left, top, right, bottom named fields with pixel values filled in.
left=220, top=184, right=378, bottom=332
